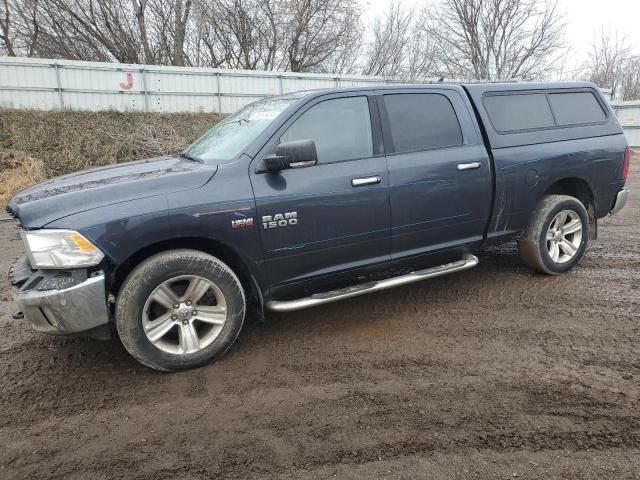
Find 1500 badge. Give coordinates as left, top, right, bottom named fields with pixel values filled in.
left=262, top=212, right=298, bottom=229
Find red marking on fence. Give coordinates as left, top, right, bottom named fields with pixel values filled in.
left=120, top=72, right=134, bottom=90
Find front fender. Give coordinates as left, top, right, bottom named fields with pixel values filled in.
left=45, top=163, right=265, bottom=292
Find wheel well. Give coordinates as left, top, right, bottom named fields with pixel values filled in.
left=109, top=238, right=260, bottom=305
left=543, top=177, right=597, bottom=239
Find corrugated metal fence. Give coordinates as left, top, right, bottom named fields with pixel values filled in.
left=0, top=56, right=456, bottom=113
left=0, top=56, right=638, bottom=145
left=611, top=101, right=640, bottom=147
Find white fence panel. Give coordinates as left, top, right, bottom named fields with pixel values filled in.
left=611, top=101, right=640, bottom=147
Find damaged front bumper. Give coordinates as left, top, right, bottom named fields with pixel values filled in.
left=10, top=255, right=111, bottom=335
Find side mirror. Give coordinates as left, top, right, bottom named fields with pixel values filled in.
left=264, top=139, right=318, bottom=172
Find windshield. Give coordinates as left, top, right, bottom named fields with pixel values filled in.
left=184, top=98, right=295, bottom=163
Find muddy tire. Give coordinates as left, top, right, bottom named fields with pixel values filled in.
left=116, top=249, right=245, bottom=372
left=518, top=195, right=589, bottom=275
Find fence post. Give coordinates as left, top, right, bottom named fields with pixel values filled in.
left=53, top=63, right=64, bottom=109
left=141, top=66, right=149, bottom=112
left=216, top=71, right=222, bottom=113
left=279, top=74, right=284, bottom=94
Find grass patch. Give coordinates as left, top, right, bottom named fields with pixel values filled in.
left=0, top=109, right=224, bottom=205
left=0, top=152, right=46, bottom=206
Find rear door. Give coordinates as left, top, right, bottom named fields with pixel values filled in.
left=250, top=92, right=390, bottom=289
left=378, top=88, right=493, bottom=258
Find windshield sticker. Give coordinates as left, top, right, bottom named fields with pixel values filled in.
left=248, top=111, right=281, bottom=121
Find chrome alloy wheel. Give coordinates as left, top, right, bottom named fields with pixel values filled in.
left=546, top=210, right=583, bottom=264
left=142, top=275, right=227, bottom=355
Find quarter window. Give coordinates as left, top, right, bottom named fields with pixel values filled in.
left=280, top=96, right=373, bottom=163
left=548, top=92, right=606, bottom=125
left=384, top=93, right=463, bottom=153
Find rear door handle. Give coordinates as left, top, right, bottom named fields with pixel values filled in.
left=457, top=162, right=482, bottom=171
left=352, top=176, right=381, bottom=187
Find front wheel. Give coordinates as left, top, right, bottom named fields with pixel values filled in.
left=116, top=249, right=245, bottom=371
left=518, top=194, right=589, bottom=275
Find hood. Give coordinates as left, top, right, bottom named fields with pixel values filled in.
left=8, top=155, right=218, bottom=228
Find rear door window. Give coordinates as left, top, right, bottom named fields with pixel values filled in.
left=383, top=93, right=463, bottom=153
left=548, top=92, right=606, bottom=125
left=484, top=93, right=556, bottom=132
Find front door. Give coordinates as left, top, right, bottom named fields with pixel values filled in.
left=377, top=88, right=493, bottom=258
left=250, top=93, right=390, bottom=291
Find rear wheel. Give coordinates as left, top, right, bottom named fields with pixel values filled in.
left=116, top=249, right=245, bottom=371
left=518, top=195, right=589, bottom=275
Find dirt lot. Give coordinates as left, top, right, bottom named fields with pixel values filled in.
left=0, top=162, right=639, bottom=480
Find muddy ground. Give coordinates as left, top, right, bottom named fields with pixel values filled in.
left=0, top=162, right=639, bottom=480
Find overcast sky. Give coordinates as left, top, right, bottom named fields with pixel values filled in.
left=362, top=0, right=640, bottom=70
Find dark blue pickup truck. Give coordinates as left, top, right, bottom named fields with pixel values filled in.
left=8, top=82, right=630, bottom=371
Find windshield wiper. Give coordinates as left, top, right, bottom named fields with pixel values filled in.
left=179, top=152, right=204, bottom=163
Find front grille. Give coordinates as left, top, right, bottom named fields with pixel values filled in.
left=10, top=255, right=32, bottom=284
left=9, top=255, right=33, bottom=288
left=5, top=205, right=17, bottom=219
left=3, top=206, right=22, bottom=229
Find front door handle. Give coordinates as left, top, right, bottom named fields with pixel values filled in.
left=352, top=176, right=381, bottom=187
left=457, top=162, right=482, bottom=171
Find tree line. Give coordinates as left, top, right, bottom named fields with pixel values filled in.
left=1, top=0, right=639, bottom=100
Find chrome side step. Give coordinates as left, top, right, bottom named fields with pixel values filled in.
left=266, top=253, right=479, bottom=312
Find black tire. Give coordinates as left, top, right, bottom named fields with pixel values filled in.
left=116, top=249, right=245, bottom=372
left=518, top=194, right=589, bottom=275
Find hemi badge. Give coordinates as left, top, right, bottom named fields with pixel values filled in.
left=232, top=218, right=254, bottom=229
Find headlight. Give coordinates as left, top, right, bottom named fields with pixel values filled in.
left=21, top=229, right=104, bottom=269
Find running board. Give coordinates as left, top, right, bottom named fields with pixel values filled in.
left=266, top=253, right=479, bottom=312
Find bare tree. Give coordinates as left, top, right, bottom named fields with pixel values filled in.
left=196, top=0, right=363, bottom=73
left=0, top=0, right=16, bottom=55
left=149, top=0, right=193, bottom=65
left=0, top=0, right=196, bottom=65
left=363, top=3, right=438, bottom=80
left=0, top=0, right=41, bottom=57
left=1, top=0, right=363, bottom=73
left=583, top=27, right=632, bottom=99
left=194, top=0, right=279, bottom=70
left=406, top=8, right=439, bottom=81
left=363, top=2, right=412, bottom=77
left=172, top=0, right=192, bottom=66
left=0, top=0, right=574, bottom=81
left=425, top=0, right=565, bottom=80
left=131, top=0, right=155, bottom=63
left=280, top=0, right=362, bottom=73
left=620, top=57, right=640, bottom=101
left=27, top=0, right=143, bottom=62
